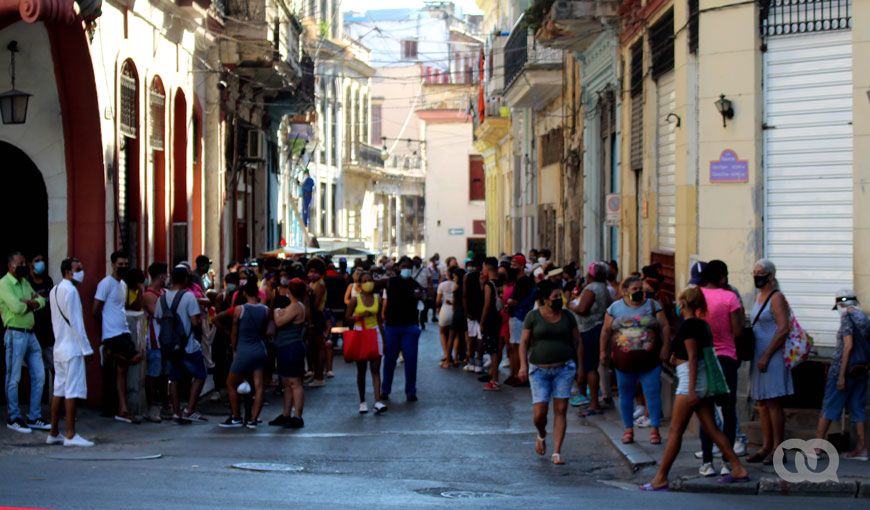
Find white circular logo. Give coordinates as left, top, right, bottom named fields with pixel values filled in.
left=773, top=438, right=839, bottom=483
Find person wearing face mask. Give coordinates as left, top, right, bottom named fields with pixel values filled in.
left=517, top=280, right=582, bottom=465
left=747, top=258, right=793, bottom=464
left=93, top=251, right=141, bottom=424
left=813, top=289, right=869, bottom=461
left=46, top=258, right=95, bottom=447
left=141, top=262, right=169, bottom=423
left=479, top=258, right=504, bottom=390
left=28, top=254, right=55, bottom=398
left=599, top=276, right=671, bottom=446
left=1, top=252, right=49, bottom=433
left=270, top=279, right=309, bottom=427
left=381, top=256, right=423, bottom=402
left=345, top=272, right=387, bottom=415
left=642, top=287, right=750, bottom=490
left=306, top=258, right=328, bottom=388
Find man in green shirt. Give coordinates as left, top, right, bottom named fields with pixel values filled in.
left=1, top=252, right=49, bottom=433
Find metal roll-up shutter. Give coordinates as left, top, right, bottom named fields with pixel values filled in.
left=763, top=29, right=853, bottom=346
left=656, top=71, right=676, bottom=252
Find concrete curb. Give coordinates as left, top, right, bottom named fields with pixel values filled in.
left=585, top=415, right=656, bottom=472
left=670, top=476, right=759, bottom=495
left=758, top=478, right=860, bottom=498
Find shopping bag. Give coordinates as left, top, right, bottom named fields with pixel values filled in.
left=783, top=313, right=813, bottom=369
left=342, top=328, right=380, bottom=362
left=703, top=346, right=730, bottom=398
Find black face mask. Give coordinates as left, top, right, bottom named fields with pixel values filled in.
left=13, top=265, right=27, bottom=278
left=550, top=298, right=563, bottom=311
left=754, top=274, right=770, bottom=289
left=630, top=291, right=644, bottom=303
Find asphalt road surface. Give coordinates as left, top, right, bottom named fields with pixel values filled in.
left=1, top=326, right=866, bottom=509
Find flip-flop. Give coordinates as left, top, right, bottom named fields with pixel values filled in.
left=551, top=453, right=566, bottom=465
left=639, top=482, right=669, bottom=492
left=535, top=435, right=546, bottom=456
left=578, top=408, right=602, bottom=417
left=718, top=474, right=751, bottom=484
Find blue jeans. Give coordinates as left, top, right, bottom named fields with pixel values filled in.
left=615, top=365, right=662, bottom=429
left=529, top=360, right=576, bottom=404
left=302, top=195, right=312, bottom=226
left=4, top=329, right=45, bottom=421
left=381, top=325, right=421, bottom=398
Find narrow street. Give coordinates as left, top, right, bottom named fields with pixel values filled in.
left=0, top=327, right=865, bottom=508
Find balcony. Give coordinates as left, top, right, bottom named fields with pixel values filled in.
left=485, top=34, right=508, bottom=96
left=535, top=1, right=621, bottom=51
left=503, top=15, right=563, bottom=110
left=473, top=96, right=511, bottom=150
left=345, top=142, right=385, bottom=175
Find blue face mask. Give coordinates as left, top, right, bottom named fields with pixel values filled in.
left=400, top=268, right=412, bottom=279
left=33, top=261, right=46, bottom=275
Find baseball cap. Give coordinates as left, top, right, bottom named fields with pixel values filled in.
left=833, top=288, right=859, bottom=310
left=689, top=261, right=707, bottom=286
left=512, top=254, right=526, bottom=267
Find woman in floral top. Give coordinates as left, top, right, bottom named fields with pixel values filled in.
left=600, top=276, right=671, bottom=445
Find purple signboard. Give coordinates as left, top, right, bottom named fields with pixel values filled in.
left=710, top=149, right=749, bottom=183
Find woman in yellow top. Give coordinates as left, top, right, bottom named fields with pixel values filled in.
left=345, top=272, right=387, bottom=415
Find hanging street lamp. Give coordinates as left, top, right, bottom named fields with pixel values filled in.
left=0, top=41, right=32, bottom=125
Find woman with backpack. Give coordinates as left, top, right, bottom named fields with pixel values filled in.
left=220, top=281, right=269, bottom=429
left=747, top=259, right=793, bottom=464
left=345, top=272, right=387, bottom=415
left=813, top=289, right=869, bottom=461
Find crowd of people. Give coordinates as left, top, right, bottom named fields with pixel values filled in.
left=1, top=247, right=867, bottom=492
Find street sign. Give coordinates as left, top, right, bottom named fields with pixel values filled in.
left=448, top=228, right=464, bottom=236
left=605, top=194, right=621, bottom=226
left=710, top=149, right=749, bottom=183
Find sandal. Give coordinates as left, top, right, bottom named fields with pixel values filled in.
left=578, top=408, right=602, bottom=418
left=745, top=450, right=769, bottom=463
left=649, top=430, right=662, bottom=445
left=639, top=482, right=669, bottom=492
left=551, top=453, right=565, bottom=465
left=535, top=435, right=546, bottom=456
left=622, top=430, right=634, bottom=444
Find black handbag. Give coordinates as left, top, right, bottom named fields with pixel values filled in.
left=738, top=290, right=778, bottom=362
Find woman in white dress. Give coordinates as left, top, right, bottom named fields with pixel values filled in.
left=437, top=276, right=457, bottom=368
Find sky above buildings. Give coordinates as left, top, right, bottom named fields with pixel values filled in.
left=344, top=0, right=482, bottom=16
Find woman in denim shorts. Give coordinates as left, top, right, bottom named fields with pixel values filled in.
left=518, top=280, right=582, bottom=465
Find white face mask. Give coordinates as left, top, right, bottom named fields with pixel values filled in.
left=72, top=270, right=85, bottom=284
left=838, top=306, right=850, bottom=317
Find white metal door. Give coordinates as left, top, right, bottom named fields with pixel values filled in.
left=656, top=71, right=677, bottom=252
left=764, top=30, right=853, bottom=347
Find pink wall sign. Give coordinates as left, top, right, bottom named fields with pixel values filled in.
left=710, top=149, right=749, bottom=183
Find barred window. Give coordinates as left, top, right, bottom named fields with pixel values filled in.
left=119, top=62, right=138, bottom=139
left=630, top=41, right=643, bottom=97
left=760, top=0, right=851, bottom=37
left=149, top=79, right=165, bottom=151
left=540, top=128, right=563, bottom=167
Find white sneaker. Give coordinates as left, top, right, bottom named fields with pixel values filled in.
left=699, top=462, right=716, bottom=477
left=473, top=365, right=484, bottom=374
left=46, top=434, right=64, bottom=445
left=359, top=402, right=368, bottom=414
left=373, top=401, right=387, bottom=415
left=306, top=379, right=325, bottom=388
left=633, top=405, right=645, bottom=420
left=693, top=446, right=722, bottom=459
left=463, top=364, right=475, bottom=372
left=326, top=371, right=335, bottom=379
left=634, top=415, right=651, bottom=428
left=63, top=434, right=94, bottom=447
left=734, top=440, right=746, bottom=457
left=482, top=354, right=492, bottom=369
left=6, top=419, right=32, bottom=434
left=182, top=409, right=208, bottom=422
left=720, top=463, right=731, bottom=476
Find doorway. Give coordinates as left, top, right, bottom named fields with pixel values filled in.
left=0, top=142, right=48, bottom=275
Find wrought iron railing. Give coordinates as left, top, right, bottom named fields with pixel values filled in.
left=504, top=20, right=529, bottom=90
left=357, top=142, right=385, bottom=168
left=760, top=0, right=851, bottom=36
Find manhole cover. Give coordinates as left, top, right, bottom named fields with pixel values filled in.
left=231, top=462, right=304, bottom=473
left=415, top=487, right=506, bottom=499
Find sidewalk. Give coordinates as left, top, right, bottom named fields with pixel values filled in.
left=585, top=406, right=870, bottom=498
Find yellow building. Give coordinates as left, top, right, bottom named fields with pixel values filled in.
left=618, top=0, right=864, bottom=351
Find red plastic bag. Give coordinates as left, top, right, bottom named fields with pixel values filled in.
left=343, top=328, right=380, bottom=362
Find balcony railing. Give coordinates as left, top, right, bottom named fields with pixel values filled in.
left=504, top=15, right=562, bottom=90
left=357, top=142, right=385, bottom=169
left=384, top=153, right=422, bottom=171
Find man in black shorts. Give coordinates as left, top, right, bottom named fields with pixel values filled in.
left=94, top=251, right=141, bottom=423
left=479, top=257, right=503, bottom=390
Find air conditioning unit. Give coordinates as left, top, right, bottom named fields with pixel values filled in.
left=246, top=129, right=266, bottom=160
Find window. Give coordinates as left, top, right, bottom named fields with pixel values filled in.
left=630, top=41, right=644, bottom=172
left=149, top=79, right=165, bottom=151
left=469, top=155, right=485, bottom=201
left=371, top=101, right=382, bottom=144
left=119, top=62, right=138, bottom=138
left=651, top=9, right=674, bottom=79
left=402, top=39, right=418, bottom=60
left=540, top=128, right=563, bottom=167
left=688, top=0, right=699, bottom=54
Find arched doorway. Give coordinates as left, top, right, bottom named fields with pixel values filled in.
left=118, top=60, right=141, bottom=266
left=171, top=89, right=188, bottom=265
left=0, top=142, right=48, bottom=275
left=150, top=77, right=167, bottom=263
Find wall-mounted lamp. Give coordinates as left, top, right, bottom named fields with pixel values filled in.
left=866, top=88, right=870, bottom=103
left=0, top=41, right=32, bottom=125
left=714, top=94, right=734, bottom=128
left=666, top=112, right=681, bottom=128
